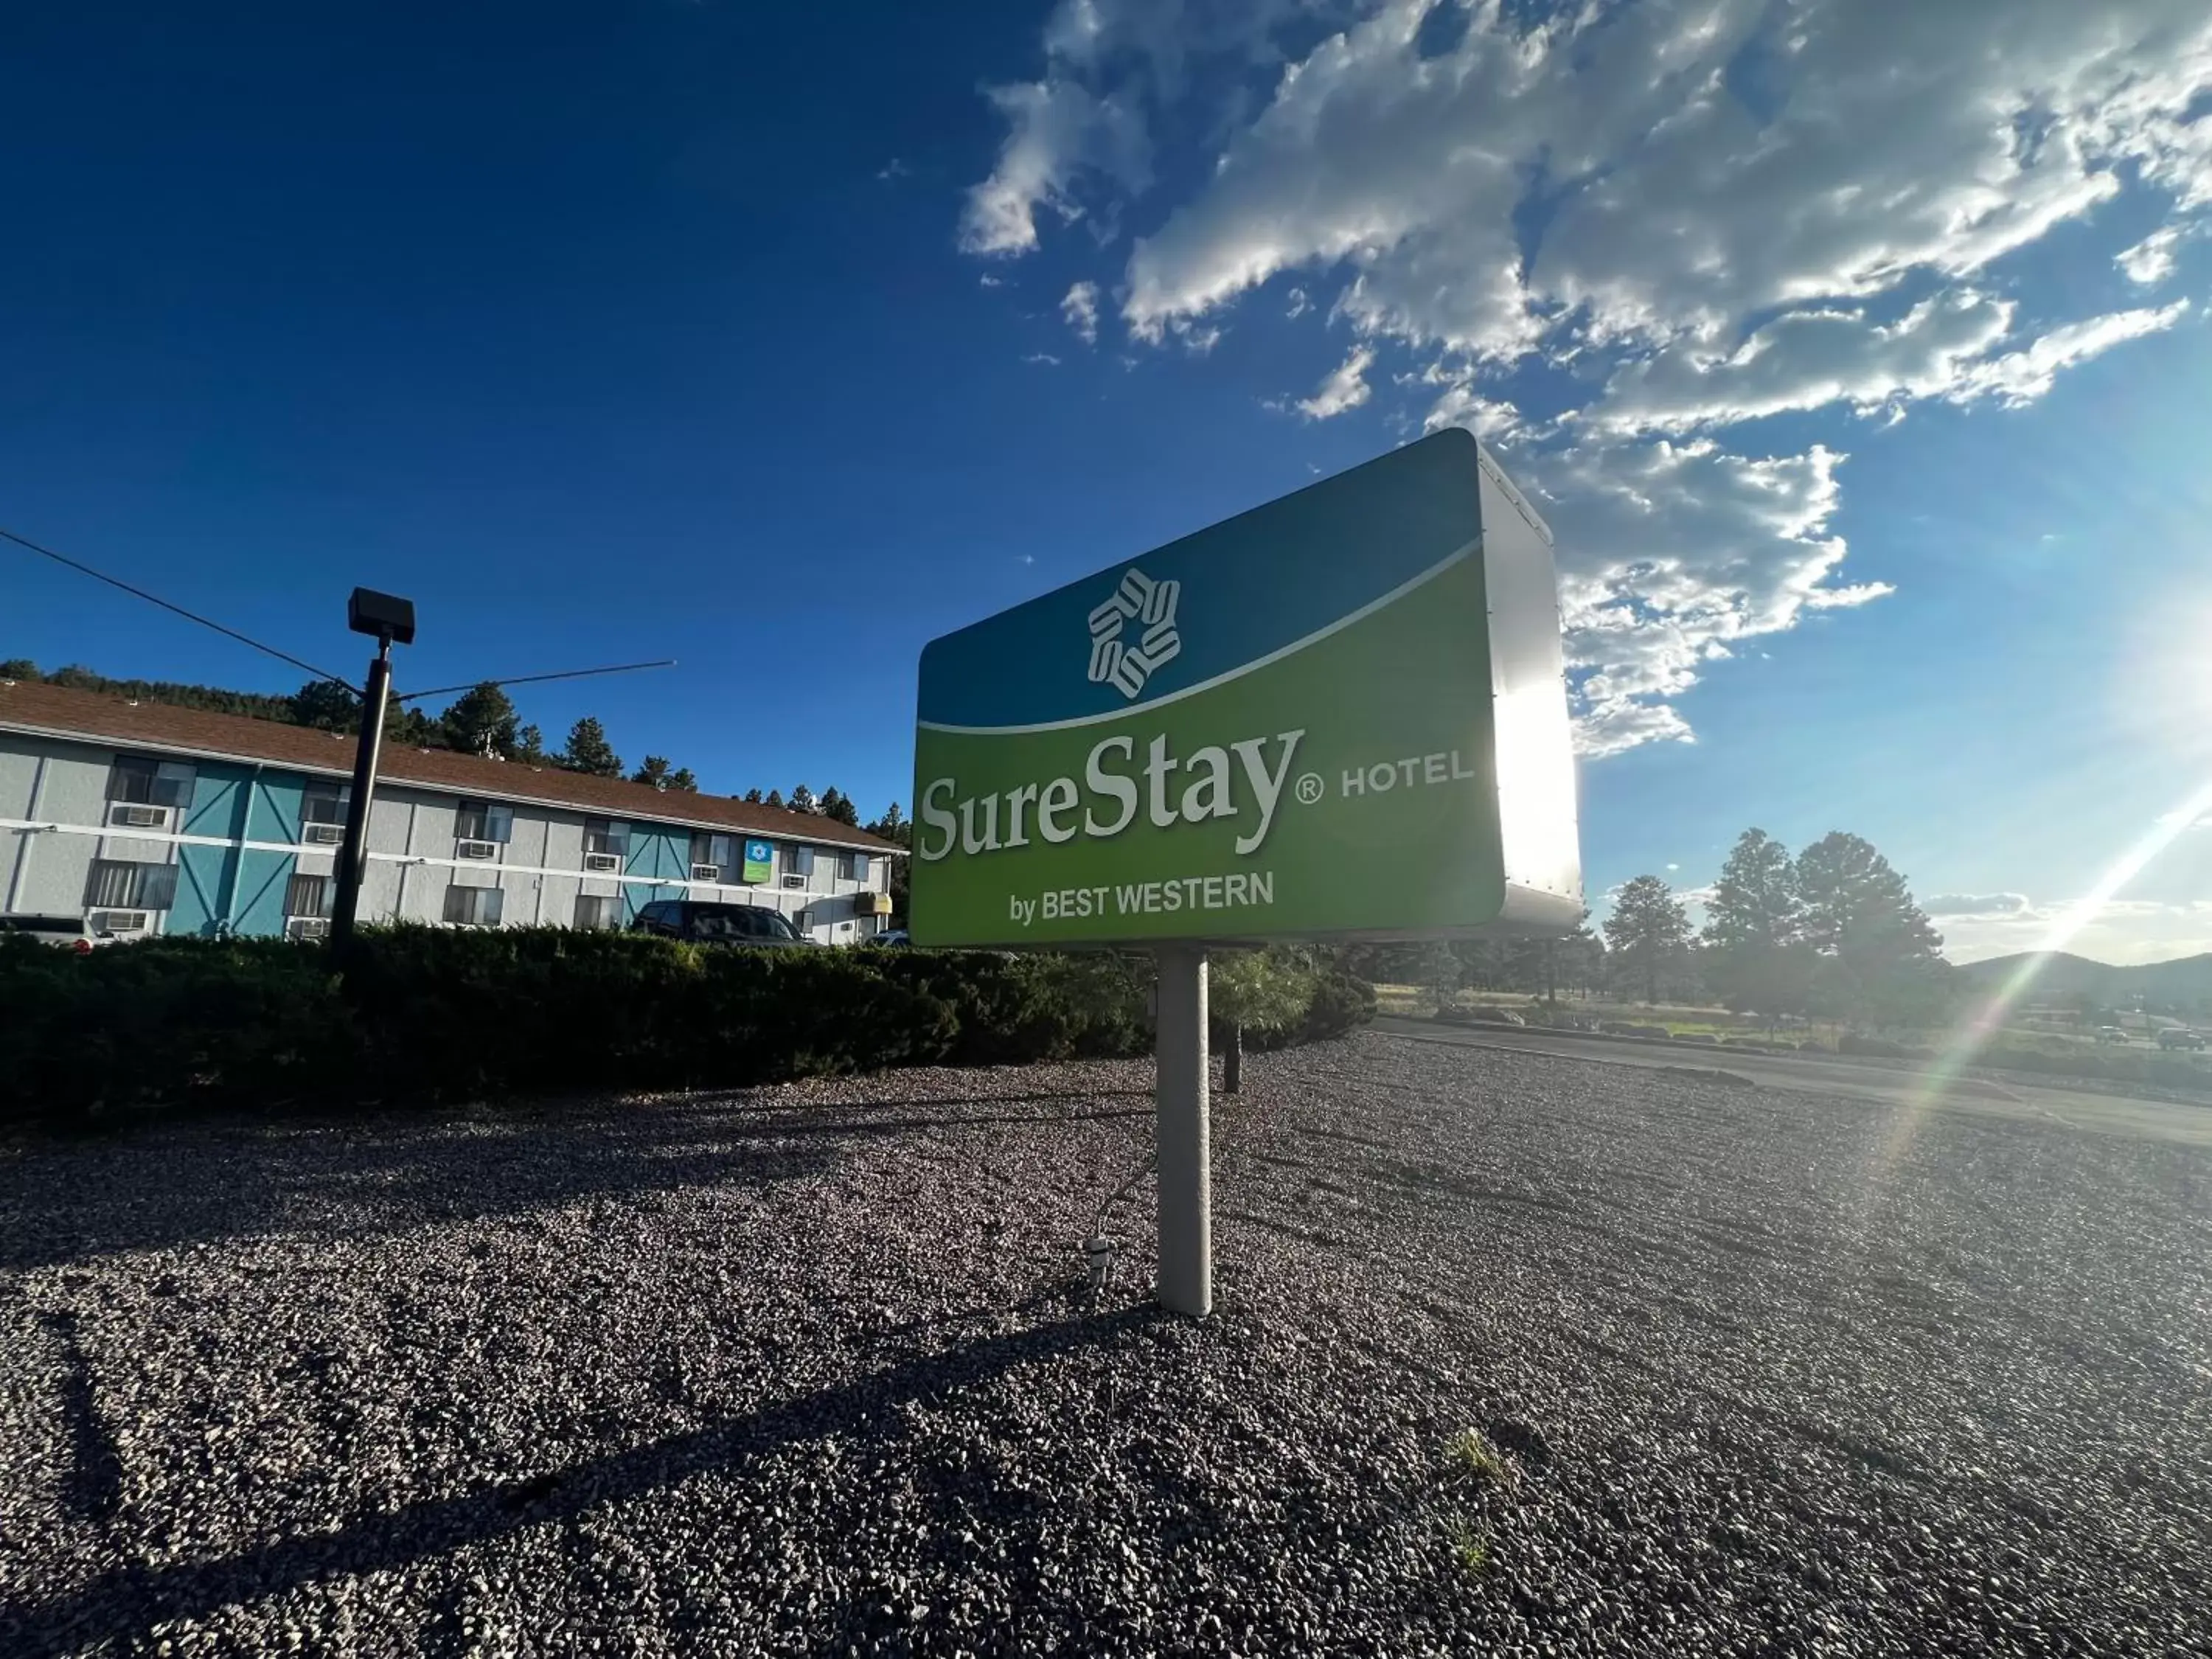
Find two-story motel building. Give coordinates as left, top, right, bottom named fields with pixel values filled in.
left=0, top=679, right=900, bottom=942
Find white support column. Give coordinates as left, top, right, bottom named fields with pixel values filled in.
left=1154, top=945, right=1211, bottom=1317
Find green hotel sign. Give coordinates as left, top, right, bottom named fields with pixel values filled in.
left=741, top=838, right=774, bottom=885
left=910, top=429, right=1581, bottom=947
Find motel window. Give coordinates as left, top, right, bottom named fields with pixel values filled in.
left=584, top=817, right=630, bottom=857
left=442, top=884, right=505, bottom=928
left=285, top=874, right=331, bottom=918
left=301, top=784, right=349, bottom=825
left=106, top=755, right=195, bottom=808
left=841, top=851, right=870, bottom=883
left=455, top=800, right=514, bottom=844
left=692, top=832, right=736, bottom=876
left=86, top=859, right=179, bottom=911
left=573, top=894, right=622, bottom=930
left=787, top=846, right=814, bottom=877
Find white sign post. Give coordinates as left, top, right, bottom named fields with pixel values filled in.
left=1153, top=945, right=1211, bottom=1317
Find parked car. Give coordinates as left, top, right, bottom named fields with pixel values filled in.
left=2093, top=1024, right=2129, bottom=1044
left=2156, top=1028, right=2208, bottom=1051
left=0, top=914, right=125, bottom=953
left=630, top=900, right=813, bottom=946
left=866, top=928, right=912, bottom=947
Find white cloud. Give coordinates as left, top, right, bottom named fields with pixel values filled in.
left=1422, top=375, right=1520, bottom=439
left=1023, top=352, right=1062, bottom=366
left=1110, top=1, right=2212, bottom=352
left=1927, top=892, right=2038, bottom=918
left=959, top=78, right=1148, bottom=256
left=2116, top=225, right=2185, bottom=285
left=958, top=0, right=2212, bottom=754
left=1061, top=280, right=1101, bottom=344
left=1530, top=438, right=1888, bottom=756
left=1586, top=292, right=2194, bottom=434
left=1586, top=292, right=2018, bottom=435
left=1944, top=301, right=2193, bottom=406
left=1292, top=345, right=1374, bottom=420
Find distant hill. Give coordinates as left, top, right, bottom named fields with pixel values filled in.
left=1955, top=950, right=2212, bottom=1006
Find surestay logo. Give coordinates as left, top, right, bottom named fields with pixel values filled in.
left=1087, top=566, right=1181, bottom=700
left=917, top=728, right=1306, bottom=863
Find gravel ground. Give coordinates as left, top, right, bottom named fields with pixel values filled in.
left=3, top=1032, right=2208, bottom=1658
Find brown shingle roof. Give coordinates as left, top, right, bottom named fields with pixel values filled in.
left=0, top=678, right=902, bottom=853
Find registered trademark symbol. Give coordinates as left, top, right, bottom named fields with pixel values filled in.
left=1294, top=772, right=1325, bottom=806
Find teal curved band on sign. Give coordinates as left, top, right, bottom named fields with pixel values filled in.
left=919, top=540, right=1475, bottom=737
left=917, top=429, right=1486, bottom=731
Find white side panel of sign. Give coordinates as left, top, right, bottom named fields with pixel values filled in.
left=1478, top=447, right=1583, bottom=929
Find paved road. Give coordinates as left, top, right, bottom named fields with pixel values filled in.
left=1373, top=1017, right=2212, bottom=1147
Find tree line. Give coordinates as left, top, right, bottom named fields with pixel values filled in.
left=1349, top=827, right=1953, bottom=1030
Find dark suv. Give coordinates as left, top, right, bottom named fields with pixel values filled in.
left=632, top=900, right=812, bottom=946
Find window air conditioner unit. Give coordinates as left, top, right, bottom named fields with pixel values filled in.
left=690, top=863, right=721, bottom=883
left=288, top=917, right=331, bottom=940
left=780, top=873, right=807, bottom=890
left=457, top=839, right=498, bottom=860
left=91, top=910, right=150, bottom=935
left=108, top=803, right=167, bottom=829
left=583, top=852, right=623, bottom=874
left=303, top=822, right=347, bottom=846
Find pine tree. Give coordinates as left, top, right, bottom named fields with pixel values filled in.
left=1604, top=874, right=1691, bottom=1004
left=632, top=755, right=675, bottom=790
left=763, top=788, right=784, bottom=809
left=742, top=787, right=765, bottom=804
left=788, top=783, right=818, bottom=815
left=556, top=716, right=623, bottom=777
left=1558, top=916, right=1607, bottom=998
left=290, top=678, right=363, bottom=732
left=866, top=801, right=908, bottom=842
left=818, top=787, right=862, bottom=826
left=439, top=681, right=521, bottom=759
left=514, top=724, right=548, bottom=764
left=1702, top=828, right=1813, bottom=1016
left=667, top=767, right=698, bottom=793
left=386, top=704, right=439, bottom=748
left=1793, top=832, right=1947, bottom=1026
left=1703, top=829, right=1801, bottom=948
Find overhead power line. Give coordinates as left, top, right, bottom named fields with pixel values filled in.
left=0, top=523, right=358, bottom=692
left=394, top=659, right=679, bottom=705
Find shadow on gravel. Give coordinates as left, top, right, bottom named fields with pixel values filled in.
left=0, top=1088, right=1153, bottom=1273
left=36, top=1310, right=125, bottom=1526
left=1, top=1308, right=1161, bottom=1655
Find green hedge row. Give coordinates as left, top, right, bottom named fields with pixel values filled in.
left=0, top=930, right=1373, bottom=1126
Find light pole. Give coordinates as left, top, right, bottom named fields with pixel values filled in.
left=329, top=587, right=415, bottom=955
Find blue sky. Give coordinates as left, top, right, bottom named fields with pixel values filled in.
left=4, top=0, right=2210, bottom=962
